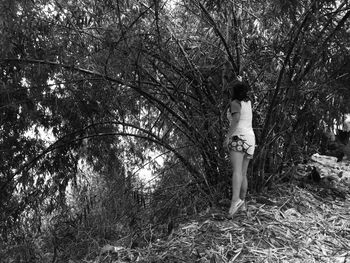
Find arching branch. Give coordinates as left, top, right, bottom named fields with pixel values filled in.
left=1, top=58, right=203, bottom=141
left=0, top=120, right=204, bottom=192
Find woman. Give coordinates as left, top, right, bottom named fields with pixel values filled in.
left=224, top=80, right=255, bottom=217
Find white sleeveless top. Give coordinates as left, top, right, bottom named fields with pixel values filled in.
left=227, top=100, right=254, bottom=136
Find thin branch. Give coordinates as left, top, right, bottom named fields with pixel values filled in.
left=298, top=9, right=350, bottom=82
left=197, top=1, right=239, bottom=75
left=229, top=0, right=260, bottom=20
left=131, top=144, right=193, bottom=176
left=258, top=1, right=316, bottom=146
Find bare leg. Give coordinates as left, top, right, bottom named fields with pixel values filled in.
left=229, top=151, right=244, bottom=205
left=240, top=156, right=250, bottom=200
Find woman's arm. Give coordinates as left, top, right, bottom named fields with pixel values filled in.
left=226, top=112, right=240, bottom=138
left=224, top=100, right=241, bottom=145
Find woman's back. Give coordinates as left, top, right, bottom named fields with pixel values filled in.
left=236, top=101, right=253, bottom=132
left=227, top=100, right=254, bottom=135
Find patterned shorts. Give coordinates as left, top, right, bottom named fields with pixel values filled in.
left=227, top=134, right=255, bottom=158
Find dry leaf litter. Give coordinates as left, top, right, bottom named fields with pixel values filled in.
left=93, top=156, right=350, bottom=263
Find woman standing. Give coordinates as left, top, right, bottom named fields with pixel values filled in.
left=224, top=81, right=255, bottom=217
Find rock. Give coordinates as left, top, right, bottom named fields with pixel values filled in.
left=309, top=153, right=350, bottom=179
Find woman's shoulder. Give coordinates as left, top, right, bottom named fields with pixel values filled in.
left=241, top=99, right=252, bottom=105
left=230, top=100, right=241, bottom=112
left=231, top=99, right=241, bottom=105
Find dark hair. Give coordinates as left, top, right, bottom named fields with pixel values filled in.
left=230, top=80, right=250, bottom=101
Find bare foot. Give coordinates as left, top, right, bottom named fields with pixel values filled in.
left=228, top=199, right=244, bottom=217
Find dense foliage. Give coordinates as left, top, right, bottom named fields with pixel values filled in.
left=0, top=0, right=349, bottom=261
